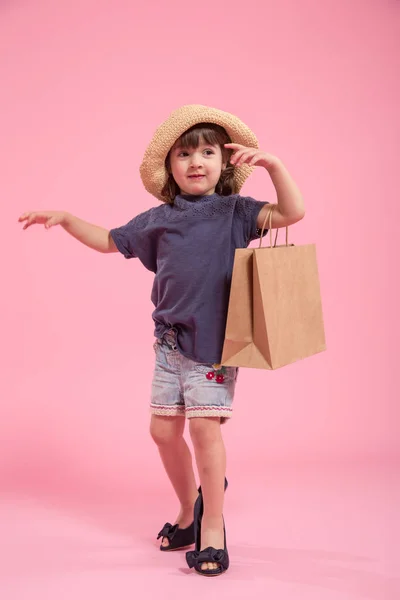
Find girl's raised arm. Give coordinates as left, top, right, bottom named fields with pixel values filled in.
left=18, top=211, right=118, bottom=253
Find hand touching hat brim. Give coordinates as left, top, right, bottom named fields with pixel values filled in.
left=139, top=105, right=259, bottom=202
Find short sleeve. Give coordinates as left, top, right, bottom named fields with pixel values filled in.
left=110, top=217, right=139, bottom=259
left=235, top=196, right=270, bottom=244
left=109, top=207, right=159, bottom=271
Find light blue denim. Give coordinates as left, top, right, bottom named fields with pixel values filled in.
left=151, top=329, right=238, bottom=420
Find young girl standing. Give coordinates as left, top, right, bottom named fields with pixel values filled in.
left=19, top=105, right=305, bottom=577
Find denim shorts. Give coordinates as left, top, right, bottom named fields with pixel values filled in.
left=151, top=329, right=238, bottom=420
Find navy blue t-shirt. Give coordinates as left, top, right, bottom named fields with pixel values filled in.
left=110, top=193, right=268, bottom=364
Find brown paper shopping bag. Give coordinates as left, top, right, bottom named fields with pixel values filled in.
left=221, top=206, right=326, bottom=369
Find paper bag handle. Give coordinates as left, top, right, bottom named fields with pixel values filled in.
left=258, top=204, right=289, bottom=249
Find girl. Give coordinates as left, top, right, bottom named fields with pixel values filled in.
left=19, top=104, right=305, bottom=577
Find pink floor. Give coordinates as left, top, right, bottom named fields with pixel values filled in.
left=1, top=464, right=397, bottom=600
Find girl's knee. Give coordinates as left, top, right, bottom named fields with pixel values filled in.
left=150, top=415, right=184, bottom=446
left=189, top=417, right=221, bottom=448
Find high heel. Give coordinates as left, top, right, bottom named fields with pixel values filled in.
left=185, top=478, right=229, bottom=576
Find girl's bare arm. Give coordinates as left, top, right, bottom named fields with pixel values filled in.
left=18, top=211, right=118, bottom=253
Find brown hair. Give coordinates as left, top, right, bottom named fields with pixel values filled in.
left=161, top=123, right=235, bottom=204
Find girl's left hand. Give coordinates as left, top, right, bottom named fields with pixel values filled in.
left=224, top=143, right=279, bottom=170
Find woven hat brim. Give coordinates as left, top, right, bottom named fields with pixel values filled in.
left=139, top=105, right=258, bottom=202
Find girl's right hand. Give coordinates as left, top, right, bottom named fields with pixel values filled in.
left=18, top=211, right=68, bottom=230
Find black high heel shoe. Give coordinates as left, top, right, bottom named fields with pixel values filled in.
left=185, top=478, right=229, bottom=576
left=157, top=521, right=195, bottom=552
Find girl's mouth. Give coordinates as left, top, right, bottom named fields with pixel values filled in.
left=188, top=175, right=205, bottom=179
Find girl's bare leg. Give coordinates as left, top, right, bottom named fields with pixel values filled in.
left=189, top=417, right=226, bottom=572
left=150, top=415, right=198, bottom=548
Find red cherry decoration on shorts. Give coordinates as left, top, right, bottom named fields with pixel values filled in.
left=216, top=374, right=225, bottom=384
left=206, top=371, right=215, bottom=380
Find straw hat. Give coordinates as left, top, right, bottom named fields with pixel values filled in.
left=139, top=104, right=258, bottom=202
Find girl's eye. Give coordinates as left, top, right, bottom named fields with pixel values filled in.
left=177, top=148, right=215, bottom=157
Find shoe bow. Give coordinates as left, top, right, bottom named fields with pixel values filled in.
left=186, top=547, right=229, bottom=570
left=157, top=522, right=178, bottom=541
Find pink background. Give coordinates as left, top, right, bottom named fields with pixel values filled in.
left=1, top=0, right=399, bottom=598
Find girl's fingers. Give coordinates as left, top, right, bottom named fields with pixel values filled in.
left=19, top=213, right=35, bottom=222
left=20, top=213, right=54, bottom=229
left=224, top=143, right=245, bottom=150
left=235, top=150, right=257, bottom=167
left=226, top=143, right=262, bottom=166
left=230, top=148, right=249, bottom=164
left=22, top=215, right=40, bottom=229
left=20, top=212, right=34, bottom=225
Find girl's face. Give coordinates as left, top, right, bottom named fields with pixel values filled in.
left=169, top=137, right=226, bottom=196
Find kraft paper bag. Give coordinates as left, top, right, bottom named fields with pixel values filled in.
left=221, top=206, right=326, bottom=370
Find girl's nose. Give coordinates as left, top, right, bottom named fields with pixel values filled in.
left=189, top=153, right=203, bottom=168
